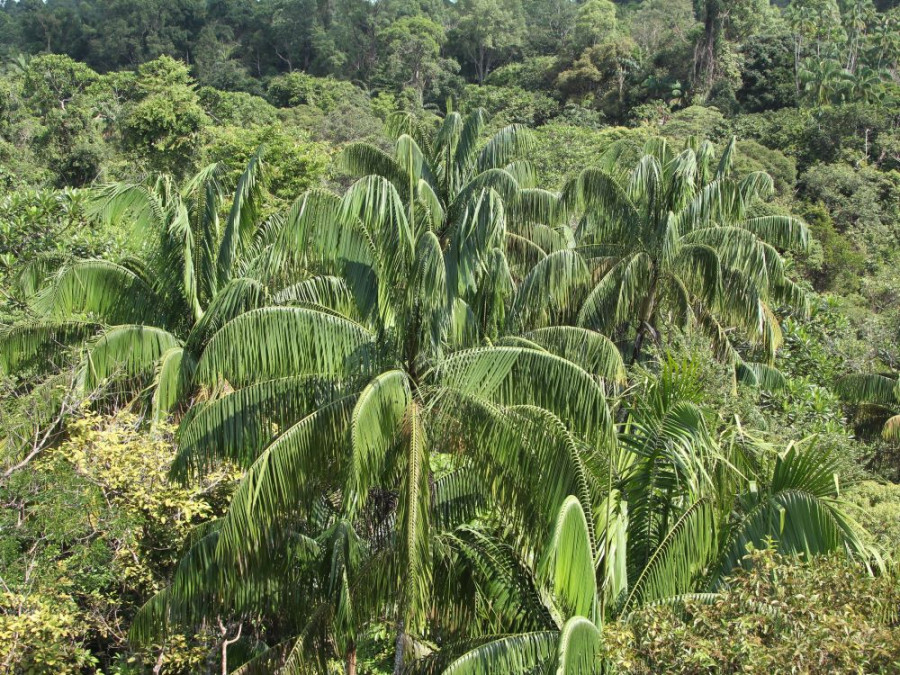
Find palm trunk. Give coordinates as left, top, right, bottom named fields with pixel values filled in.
left=346, top=641, right=357, bottom=675
left=631, top=279, right=658, bottom=364
left=392, top=620, right=406, bottom=675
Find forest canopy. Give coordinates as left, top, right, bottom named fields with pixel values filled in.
left=1, top=0, right=899, bottom=673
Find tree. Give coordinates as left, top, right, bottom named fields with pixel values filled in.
left=450, top=0, right=526, bottom=83
left=570, top=0, right=617, bottom=54
left=0, top=150, right=268, bottom=443
left=122, top=56, right=210, bottom=174
left=126, top=111, right=625, bottom=674
left=560, top=136, right=810, bottom=372
left=378, top=16, right=452, bottom=106
left=406, top=362, right=871, bottom=672
left=340, top=107, right=553, bottom=322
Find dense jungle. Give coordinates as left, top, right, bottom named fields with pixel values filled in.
left=1, top=0, right=900, bottom=672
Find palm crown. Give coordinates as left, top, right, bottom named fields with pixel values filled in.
left=131, top=122, right=625, bottom=670
left=557, top=136, right=809, bottom=374
left=1, top=151, right=268, bottom=422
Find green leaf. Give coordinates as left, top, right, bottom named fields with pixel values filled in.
left=195, top=306, right=375, bottom=388
left=555, top=616, right=602, bottom=675
left=441, top=632, right=558, bottom=675
left=217, top=146, right=266, bottom=288
left=540, top=496, right=598, bottom=622
left=0, top=320, right=100, bottom=375
left=151, top=346, right=196, bottom=422
left=835, top=373, right=898, bottom=406
left=524, top=327, right=625, bottom=383
left=84, top=325, right=180, bottom=392
left=347, top=370, right=412, bottom=512
left=35, top=260, right=164, bottom=326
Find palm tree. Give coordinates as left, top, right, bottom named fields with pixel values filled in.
left=131, top=167, right=624, bottom=673
left=546, top=136, right=809, bottom=376
left=798, top=57, right=852, bottom=105
left=836, top=370, right=900, bottom=440
left=340, top=108, right=564, bottom=324
left=0, top=150, right=267, bottom=422
left=406, top=361, right=871, bottom=673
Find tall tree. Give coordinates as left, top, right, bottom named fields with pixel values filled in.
left=559, top=136, right=810, bottom=370
left=378, top=16, right=452, bottom=106
left=450, top=0, right=526, bottom=83
left=127, top=111, right=624, bottom=675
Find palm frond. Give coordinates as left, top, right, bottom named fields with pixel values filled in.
left=340, top=142, right=409, bottom=194
left=151, top=346, right=196, bottom=421
left=84, top=325, right=180, bottom=393
left=524, top=327, right=625, bottom=383
left=736, top=361, right=786, bottom=391
left=539, top=496, right=597, bottom=622
left=555, top=616, right=602, bottom=675
left=623, top=498, right=717, bottom=612
left=175, top=375, right=344, bottom=475
left=184, top=277, right=267, bottom=355
left=510, top=250, right=589, bottom=331
left=433, top=346, right=613, bottom=446
left=0, top=320, right=99, bottom=375
left=577, top=252, right=653, bottom=333
left=195, top=307, right=375, bottom=388
left=477, top=124, right=535, bottom=173
left=740, top=215, right=810, bottom=252
left=835, top=373, right=898, bottom=406
left=34, top=260, right=164, bottom=326
left=217, top=146, right=266, bottom=288
left=216, top=396, right=357, bottom=560
left=347, top=370, right=412, bottom=512
left=438, top=632, right=557, bottom=675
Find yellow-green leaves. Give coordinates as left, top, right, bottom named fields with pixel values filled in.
left=541, top=496, right=598, bottom=623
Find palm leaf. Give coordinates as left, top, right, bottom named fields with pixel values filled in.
left=439, top=632, right=558, bottom=675
left=217, top=146, right=266, bottom=288
left=347, top=370, right=412, bottom=512
left=835, top=373, right=898, bottom=406
left=34, top=260, right=164, bottom=326
left=524, top=327, right=625, bottom=383
left=151, top=346, right=196, bottom=422
left=195, top=307, right=375, bottom=388
left=0, top=320, right=100, bottom=375
left=84, top=325, right=180, bottom=392
left=433, top=346, right=613, bottom=446
left=539, top=496, right=598, bottom=622
left=477, top=124, right=535, bottom=173
left=555, top=616, right=602, bottom=675
left=175, top=375, right=344, bottom=475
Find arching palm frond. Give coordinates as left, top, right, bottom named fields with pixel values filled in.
left=194, top=307, right=376, bottom=388
left=217, top=146, right=266, bottom=289
left=83, top=324, right=180, bottom=393
left=0, top=320, right=100, bottom=375
left=35, top=260, right=165, bottom=326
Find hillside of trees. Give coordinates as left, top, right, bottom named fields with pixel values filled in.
left=1, top=0, right=899, bottom=673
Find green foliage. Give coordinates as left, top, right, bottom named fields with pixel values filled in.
left=203, top=124, right=330, bottom=202
left=121, top=58, right=210, bottom=175
left=1, top=3, right=900, bottom=671
left=0, top=411, right=231, bottom=673
left=531, top=123, right=645, bottom=187
left=606, top=548, right=900, bottom=674
left=198, top=87, right=280, bottom=127
left=460, top=85, right=559, bottom=128
left=267, top=72, right=367, bottom=112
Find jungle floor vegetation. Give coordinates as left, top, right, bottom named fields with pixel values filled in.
left=1, top=1, right=900, bottom=673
